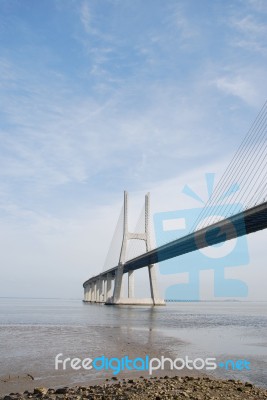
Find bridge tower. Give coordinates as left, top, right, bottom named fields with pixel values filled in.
left=108, top=191, right=164, bottom=305
left=83, top=191, right=165, bottom=306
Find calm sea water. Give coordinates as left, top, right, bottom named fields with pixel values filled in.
left=0, top=298, right=266, bottom=391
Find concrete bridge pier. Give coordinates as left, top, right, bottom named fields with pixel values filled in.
left=90, top=283, right=93, bottom=301
left=105, top=192, right=165, bottom=306
left=112, top=264, right=124, bottom=304
left=90, top=280, right=95, bottom=302
left=148, top=264, right=160, bottom=305
left=128, top=270, right=134, bottom=298
left=84, top=273, right=115, bottom=304
left=102, top=276, right=107, bottom=303
left=100, top=277, right=106, bottom=303
left=84, top=284, right=90, bottom=302
left=91, top=281, right=96, bottom=302
left=86, top=284, right=91, bottom=302
left=90, top=281, right=95, bottom=302
left=98, top=278, right=105, bottom=303
left=106, top=273, right=113, bottom=303
left=83, top=191, right=165, bottom=306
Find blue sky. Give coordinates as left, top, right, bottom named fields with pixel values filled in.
left=0, top=0, right=267, bottom=299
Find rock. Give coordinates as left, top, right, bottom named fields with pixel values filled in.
left=34, top=387, right=48, bottom=395
left=182, top=392, right=190, bottom=398
left=55, top=387, right=68, bottom=394
left=1, top=376, right=267, bottom=400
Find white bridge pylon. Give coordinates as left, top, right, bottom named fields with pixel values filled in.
left=83, top=191, right=165, bottom=305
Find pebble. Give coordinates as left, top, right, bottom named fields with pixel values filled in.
left=1, top=376, right=267, bottom=400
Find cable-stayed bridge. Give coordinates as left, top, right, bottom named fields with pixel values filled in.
left=83, top=101, right=267, bottom=305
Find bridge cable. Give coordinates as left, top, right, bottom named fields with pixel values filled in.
left=102, top=205, right=124, bottom=272
left=189, top=101, right=267, bottom=232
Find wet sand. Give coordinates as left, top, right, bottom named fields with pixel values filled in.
left=1, top=300, right=266, bottom=397
left=0, top=325, right=198, bottom=396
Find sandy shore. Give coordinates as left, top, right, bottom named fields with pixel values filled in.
left=1, top=303, right=266, bottom=397
left=0, top=326, right=199, bottom=396
left=1, top=376, right=267, bottom=400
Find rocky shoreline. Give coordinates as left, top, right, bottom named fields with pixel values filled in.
left=1, top=376, right=267, bottom=400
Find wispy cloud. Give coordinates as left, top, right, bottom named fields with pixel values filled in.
left=79, top=0, right=91, bottom=34
left=234, top=15, right=266, bottom=34
left=210, top=2, right=267, bottom=106
left=0, top=53, right=227, bottom=202
left=174, top=5, right=197, bottom=42
left=248, top=0, right=267, bottom=13
left=213, top=74, right=258, bottom=106
left=229, top=12, right=267, bottom=53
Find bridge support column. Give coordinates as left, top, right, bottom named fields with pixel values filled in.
left=128, top=270, right=134, bottom=298
left=112, top=264, right=124, bottom=303
left=91, top=281, right=95, bottom=302
left=92, top=283, right=95, bottom=301
left=100, top=277, right=105, bottom=303
left=106, top=273, right=113, bottom=301
left=102, top=277, right=107, bottom=302
left=98, top=279, right=102, bottom=303
left=105, top=191, right=164, bottom=305
left=96, top=279, right=100, bottom=302
left=85, top=191, right=165, bottom=306
left=148, top=264, right=159, bottom=304
left=84, top=284, right=91, bottom=302
left=88, top=283, right=92, bottom=301
left=100, top=278, right=105, bottom=303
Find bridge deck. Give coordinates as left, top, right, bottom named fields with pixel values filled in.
left=83, top=201, right=267, bottom=286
